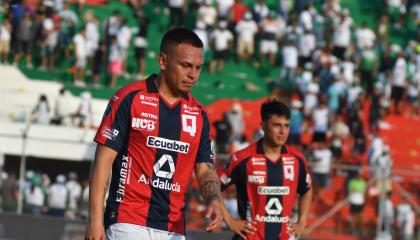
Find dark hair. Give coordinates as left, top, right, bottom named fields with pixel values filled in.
left=160, top=28, right=203, bottom=54
left=260, top=99, right=290, bottom=122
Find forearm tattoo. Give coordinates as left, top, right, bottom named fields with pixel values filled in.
left=195, top=163, right=221, bottom=204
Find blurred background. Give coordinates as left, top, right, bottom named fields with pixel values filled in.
left=0, top=0, right=419, bottom=239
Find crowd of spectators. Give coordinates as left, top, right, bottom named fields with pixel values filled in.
left=0, top=169, right=89, bottom=220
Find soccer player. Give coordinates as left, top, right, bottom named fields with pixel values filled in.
left=218, top=99, right=313, bottom=240
left=85, top=28, right=222, bottom=240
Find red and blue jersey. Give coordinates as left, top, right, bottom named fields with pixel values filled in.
left=94, top=74, right=213, bottom=235
left=218, top=139, right=311, bottom=240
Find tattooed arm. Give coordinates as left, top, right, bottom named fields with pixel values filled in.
left=195, top=162, right=223, bottom=231
left=85, top=145, right=117, bottom=240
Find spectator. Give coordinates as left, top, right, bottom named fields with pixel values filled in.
left=298, top=29, right=316, bottom=67
left=134, top=16, right=149, bottom=79
left=312, top=100, right=329, bottom=143
left=235, top=12, right=258, bottom=62
left=108, top=36, right=124, bottom=88
left=57, top=3, right=77, bottom=60
left=0, top=16, right=12, bottom=64
left=303, top=77, right=320, bottom=116
left=358, top=46, right=378, bottom=95
left=79, top=179, right=89, bottom=219
left=396, top=198, right=415, bottom=240
left=73, top=27, right=88, bottom=86
left=258, top=11, right=285, bottom=66
left=117, top=18, right=132, bottom=77
left=332, top=9, right=354, bottom=60
left=209, top=21, right=233, bottom=74
left=229, top=0, right=248, bottom=28
left=347, top=170, right=367, bottom=237
left=85, top=13, right=100, bottom=72
left=215, top=0, right=234, bottom=20
left=50, top=88, right=67, bottom=125
left=47, top=174, right=68, bottom=217
left=71, top=91, right=92, bottom=128
left=0, top=171, right=18, bottom=213
left=252, top=0, right=269, bottom=23
left=197, top=0, right=217, bottom=30
left=92, top=40, right=106, bottom=87
left=213, top=112, right=232, bottom=154
left=391, top=52, right=407, bottom=114
left=66, top=172, right=82, bottom=219
left=289, top=99, right=304, bottom=145
left=167, top=0, right=187, bottom=28
left=226, top=102, right=244, bottom=143
left=32, top=94, right=50, bottom=125
left=40, top=12, right=58, bottom=70
left=14, top=11, right=34, bottom=68
left=194, top=21, right=209, bottom=53
left=312, top=141, right=333, bottom=204
left=280, top=38, right=299, bottom=88
left=299, top=4, right=314, bottom=31
left=103, top=10, right=121, bottom=48
left=355, top=22, right=376, bottom=51
left=24, top=175, right=46, bottom=216
left=376, top=15, right=389, bottom=50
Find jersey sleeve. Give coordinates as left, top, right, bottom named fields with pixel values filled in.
left=94, top=90, right=138, bottom=152
left=217, top=153, right=243, bottom=192
left=297, top=155, right=312, bottom=195
left=195, top=110, right=214, bottom=163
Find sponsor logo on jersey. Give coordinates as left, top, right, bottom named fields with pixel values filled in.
left=140, top=94, right=159, bottom=102
left=141, top=112, right=158, bottom=119
left=116, top=155, right=131, bottom=202
left=141, top=101, right=157, bottom=107
left=183, top=104, right=200, bottom=112
left=255, top=198, right=289, bottom=223
left=146, top=136, right=189, bottom=153
left=248, top=175, right=265, bottom=184
left=132, top=118, right=156, bottom=131
left=182, top=114, right=197, bottom=137
left=251, top=158, right=266, bottom=166
left=283, top=164, right=295, bottom=181
left=138, top=154, right=180, bottom=192
left=258, top=186, right=290, bottom=195
left=102, top=127, right=119, bottom=140
left=252, top=170, right=266, bottom=175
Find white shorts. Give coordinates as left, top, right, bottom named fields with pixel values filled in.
left=260, top=40, right=278, bottom=54
left=106, top=223, right=185, bottom=240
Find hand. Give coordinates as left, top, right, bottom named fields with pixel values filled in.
left=85, top=221, right=105, bottom=240
left=225, top=218, right=256, bottom=240
left=286, top=221, right=306, bottom=239
left=205, top=200, right=223, bottom=232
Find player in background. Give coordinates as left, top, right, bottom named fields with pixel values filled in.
left=85, top=28, right=222, bottom=240
left=218, top=99, right=312, bottom=240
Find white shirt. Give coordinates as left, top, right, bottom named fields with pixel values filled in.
left=117, top=25, right=132, bottom=49
left=216, top=0, right=234, bottom=17
left=194, top=29, right=208, bottom=52
left=299, top=10, right=313, bottom=30
left=48, top=183, right=68, bottom=209
left=85, top=21, right=99, bottom=55
left=25, top=186, right=45, bottom=207
left=334, top=18, right=353, bottom=47
left=304, top=82, right=319, bottom=114
left=35, top=101, right=50, bottom=125
left=396, top=203, right=415, bottom=235
left=235, top=20, right=258, bottom=43
left=356, top=27, right=376, bottom=49
left=253, top=3, right=269, bottom=20
left=342, top=61, right=355, bottom=85
left=210, top=29, right=233, bottom=51
left=198, top=5, right=217, bottom=27
left=282, top=45, right=298, bottom=68
left=168, top=0, right=184, bottom=8
left=393, top=57, right=407, bottom=87
left=298, top=32, right=316, bottom=57
left=312, top=148, right=332, bottom=174
left=73, top=33, right=88, bottom=59
left=0, top=24, right=11, bottom=41
left=312, top=107, right=329, bottom=132
left=66, top=180, right=82, bottom=210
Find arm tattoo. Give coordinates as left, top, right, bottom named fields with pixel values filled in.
left=195, top=163, right=221, bottom=204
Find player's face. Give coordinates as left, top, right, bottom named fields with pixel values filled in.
left=159, top=43, right=203, bottom=93
left=262, top=115, right=290, bottom=147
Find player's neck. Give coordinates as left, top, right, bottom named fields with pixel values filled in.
left=262, top=140, right=282, bottom=162
left=155, top=75, right=182, bottom=105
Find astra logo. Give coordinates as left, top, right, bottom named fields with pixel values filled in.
left=132, top=118, right=155, bottom=131
left=146, top=136, right=190, bottom=154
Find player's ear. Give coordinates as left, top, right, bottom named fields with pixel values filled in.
left=158, top=52, right=167, bottom=71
